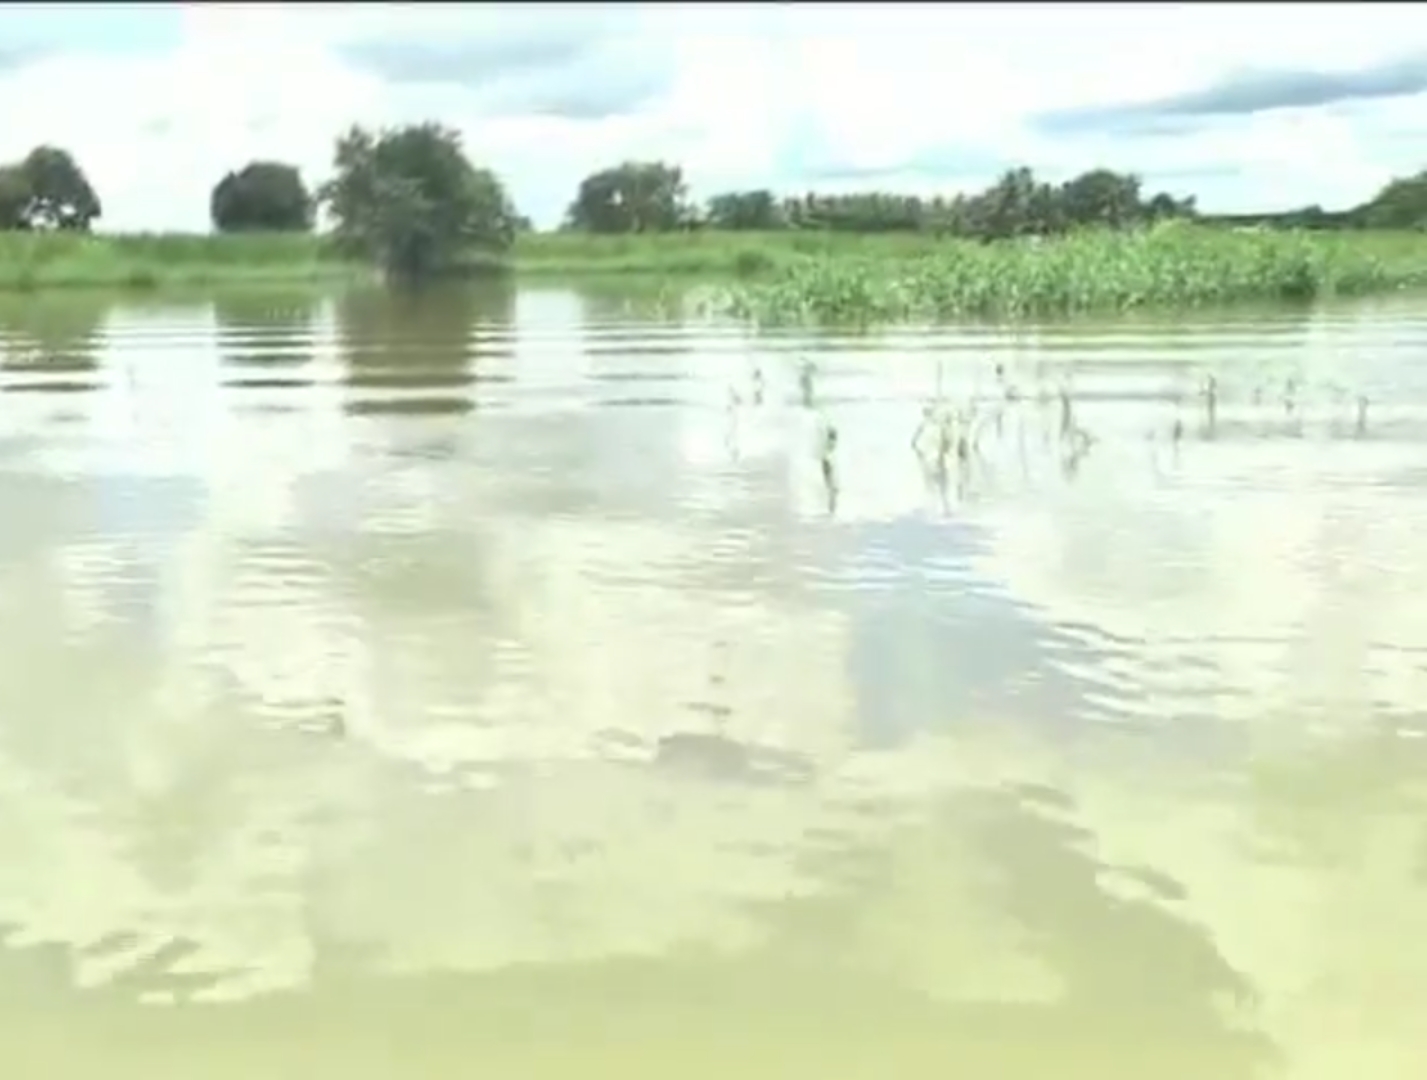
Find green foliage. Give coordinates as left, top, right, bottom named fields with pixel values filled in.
left=565, top=161, right=693, bottom=233
left=2, top=226, right=1427, bottom=309
left=6, top=125, right=1427, bottom=312
left=564, top=164, right=1197, bottom=241
left=318, top=123, right=517, bottom=282
left=211, top=161, right=313, bottom=233
left=767, top=168, right=1199, bottom=240
left=549, top=158, right=1427, bottom=242
left=1057, top=168, right=1150, bottom=229
left=0, top=146, right=101, bottom=231
left=1355, top=171, right=1427, bottom=230
left=725, top=224, right=1427, bottom=325
left=704, top=189, right=784, bottom=231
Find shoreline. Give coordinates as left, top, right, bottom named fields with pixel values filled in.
left=0, top=229, right=954, bottom=290
left=5, top=229, right=1427, bottom=321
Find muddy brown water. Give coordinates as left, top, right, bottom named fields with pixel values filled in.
left=1, top=281, right=1425, bottom=1078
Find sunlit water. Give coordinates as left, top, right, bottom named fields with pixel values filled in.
left=1, top=282, right=1425, bottom=1078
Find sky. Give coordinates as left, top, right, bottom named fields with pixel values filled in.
left=1, top=2, right=1426, bottom=232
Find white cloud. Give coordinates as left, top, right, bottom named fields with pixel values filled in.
left=0, top=2, right=1423, bottom=231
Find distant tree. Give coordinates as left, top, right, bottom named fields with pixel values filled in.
left=754, top=176, right=1194, bottom=238
left=705, top=189, right=784, bottom=231
left=565, top=161, right=691, bottom=233
left=784, top=186, right=936, bottom=235
left=317, top=122, right=518, bottom=282
left=960, top=167, right=1059, bottom=240
left=0, top=146, right=101, bottom=231
left=1144, top=191, right=1197, bottom=222
left=210, top=161, right=313, bottom=232
left=1056, top=169, right=1144, bottom=229
left=1355, top=170, right=1427, bottom=229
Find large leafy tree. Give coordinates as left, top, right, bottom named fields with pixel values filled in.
left=1056, top=168, right=1145, bottom=230
left=0, top=146, right=101, bottom=231
left=211, top=161, right=313, bottom=232
left=565, top=161, right=691, bottom=233
left=319, top=122, right=518, bottom=281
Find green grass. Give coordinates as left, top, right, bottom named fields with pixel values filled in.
left=722, top=223, right=1427, bottom=325
left=6, top=227, right=1427, bottom=321
left=0, top=230, right=362, bottom=290
left=509, top=229, right=932, bottom=276
left=0, top=229, right=842, bottom=289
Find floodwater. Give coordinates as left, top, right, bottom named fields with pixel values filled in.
left=1, top=280, right=1425, bottom=1079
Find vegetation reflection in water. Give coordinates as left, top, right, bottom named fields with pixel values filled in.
left=0, top=283, right=1425, bottom=1078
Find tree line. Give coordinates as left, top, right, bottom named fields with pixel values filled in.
left=568, top=162, right=1201, bottom=238
left=3, top=128, right=1427, bottom=283
left=559, top=161, right=1427, bottom=237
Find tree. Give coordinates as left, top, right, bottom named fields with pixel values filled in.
left=211, top=161, right=313, bottom=232
left=0, top=146, right=101, bottom=231
left=565, top=161, right=691, bottom=233
left=961, top=167, right=1060, bottom=240
left=1057, top=169, right=1144, bottom=229
left=705, top=189, right=784, bottom=231
left=318, top=122, right=518, bottom=282
left=766, top=170, right=1195, bottom=237
left=1144, top=191, right=1197, bottom=223
left=1356, top=170, right=1427, bottom=230
left=778, top=190, right=934, bottom=233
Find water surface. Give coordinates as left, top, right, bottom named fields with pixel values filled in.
left=1, top=282, right=1425, bottom=1078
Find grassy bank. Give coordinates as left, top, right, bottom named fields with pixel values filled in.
left=0, top=229, right=972, bottom=290
left=0, top=231, right=365, bottom=290
left=510, top=229, right=926, bottom=276
left=5, top=228, right=1427, bottom=321
left=724, top=224, right=1427, bottom=324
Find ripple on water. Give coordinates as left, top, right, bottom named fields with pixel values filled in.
left=0, top=286, right=1425, bottom=1075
